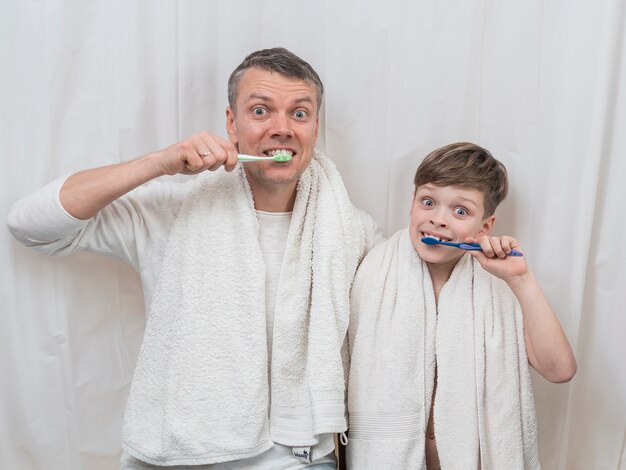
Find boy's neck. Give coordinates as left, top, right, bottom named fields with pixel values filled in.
left=427, top=260, right=457, bottom=303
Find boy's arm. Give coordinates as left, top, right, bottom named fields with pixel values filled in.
left=469, top=235, right=577, bottom=383
left=507, top=270, right=577, bottom=383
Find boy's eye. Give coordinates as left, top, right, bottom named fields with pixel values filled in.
left=294, top=110, right=307, bottom=119
left=253, top=107, right=266, bottom=116
left=455, top=207, right=468, bottom=216
left=422, top=198, right=434, bottom=207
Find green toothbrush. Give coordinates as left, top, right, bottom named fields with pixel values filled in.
left=238, top=152, right=292, bottom=163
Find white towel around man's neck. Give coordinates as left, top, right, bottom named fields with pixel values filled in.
left=347, top=228, right=539, bottom=470
left=121, top=151, right=367, bottom=466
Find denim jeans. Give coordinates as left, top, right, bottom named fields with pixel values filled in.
left=307, top=464, right=337, bottom=470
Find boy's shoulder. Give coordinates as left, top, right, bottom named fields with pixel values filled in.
left=354, top=228, right=416, bottom=287
left=359, top=228, right=406, bottom=264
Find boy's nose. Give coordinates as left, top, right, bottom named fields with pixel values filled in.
left=430, top=212, right=448, bottom=228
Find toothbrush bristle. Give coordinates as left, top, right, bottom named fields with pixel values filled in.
left=274, top=152, right=292, bottom=162
left=421, top=236, right=438, bottom=245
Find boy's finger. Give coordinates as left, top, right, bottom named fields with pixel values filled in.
left=501, top=235, right=517, bottom=254
left=479, top=235, right=496, bottom=257
left=491, top=237, right=507, bottom=258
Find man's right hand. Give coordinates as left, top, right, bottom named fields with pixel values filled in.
left=60, top=133, right=238, bottom=220
left=155, top=132, right=239, bottom=176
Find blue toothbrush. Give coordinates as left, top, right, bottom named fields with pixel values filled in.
left=421, top=236, right=523, bottom=256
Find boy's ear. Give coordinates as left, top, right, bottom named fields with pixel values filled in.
left=409, top=191, right=417, bottom=214
left=479, top=215, right=496, bottom=237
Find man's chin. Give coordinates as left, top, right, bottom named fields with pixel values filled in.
left=245, top=166, right=300, bottom=186
left=263, top=175, right=299, bottom=186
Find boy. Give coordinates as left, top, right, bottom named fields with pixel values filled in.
left=345, top=143, right=576, bottom=469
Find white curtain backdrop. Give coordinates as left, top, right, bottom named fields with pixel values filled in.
left=2, top=1, right=625, bottom=468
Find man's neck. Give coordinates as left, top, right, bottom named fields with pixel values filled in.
left=250, top=182, right=297, bottom=212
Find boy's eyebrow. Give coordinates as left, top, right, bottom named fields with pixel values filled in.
left=417, top=185, right=481, bottom=207
left=456, top=196, right=480, bottom=206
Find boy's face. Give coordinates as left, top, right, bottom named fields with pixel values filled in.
left=410, top=183, right=495, bottom=271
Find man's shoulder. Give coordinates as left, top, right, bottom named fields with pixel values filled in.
left=354, top=208, right=385, bottom=251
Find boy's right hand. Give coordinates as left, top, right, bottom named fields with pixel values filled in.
left=154, top=132, right=239, bottom=176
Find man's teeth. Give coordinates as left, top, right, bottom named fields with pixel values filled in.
left=267, top=149, right=294, bottom=156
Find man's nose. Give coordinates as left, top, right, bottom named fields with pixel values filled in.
left=269, top=113, right=294, bottom=139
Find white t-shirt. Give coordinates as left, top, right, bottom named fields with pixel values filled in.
left=255, top=210, right=335, bottom=469
left=256, top=210, right=292, bottom=369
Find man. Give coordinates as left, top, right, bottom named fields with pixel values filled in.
left=8, top=48, right=381, bottom=469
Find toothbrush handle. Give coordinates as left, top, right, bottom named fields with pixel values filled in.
left=238, top=154, right=267, bottom=162
left=459, top=243, right=524, bottom=257
left=458, top=242, right=482, bottom=251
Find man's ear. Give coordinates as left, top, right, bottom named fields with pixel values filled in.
left=226, top=107, right=238, bottom=146
left=479, top=214, right=496, bottom=237
left=314, top=115, right=319, bottom=140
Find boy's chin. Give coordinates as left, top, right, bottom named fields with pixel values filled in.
left=414, top=244, right=462, bottom=265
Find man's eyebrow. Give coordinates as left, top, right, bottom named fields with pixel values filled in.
left=246, top=93, right=272, bottom=102
left=293, top=96, right=314, bottom=105
left=245, top=94, right=315, bottom=106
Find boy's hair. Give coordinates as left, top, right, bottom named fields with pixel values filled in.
left=228, top=47, right=324, bottom=114
left=413, top=142, right=508, bottom=217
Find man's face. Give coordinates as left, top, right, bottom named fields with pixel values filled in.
left=226, top=68, right=319, bottom=190
left=409, top=183, right=494, bottom=272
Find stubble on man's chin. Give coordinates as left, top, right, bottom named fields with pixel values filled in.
left=244, top=165, right=301, bottom=189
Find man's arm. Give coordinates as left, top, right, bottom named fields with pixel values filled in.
left=60, top=132, right=238, bottom=219
left=470, top=235, right=577, bottom=383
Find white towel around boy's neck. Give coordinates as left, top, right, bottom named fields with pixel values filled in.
left=347, top=228, right=539, bottom=470
left=121, top=151, right=366, bottom=466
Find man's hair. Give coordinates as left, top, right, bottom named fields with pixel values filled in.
left=413, top=142, right=508, bottom=217
left=227, top=47, right=324, bottom=114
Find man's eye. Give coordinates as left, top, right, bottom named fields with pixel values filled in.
left=422, top=198, right=434, bottom=207
left=455, top=207, right=468, bottom=216
left=253, top=107, right=266, bottom=116
left=294, top=110, right=307, bottom=119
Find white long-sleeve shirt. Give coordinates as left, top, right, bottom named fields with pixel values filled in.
left=8, top=176, right=382, bottom=314
left=8, top=173, right=383, bottom=468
